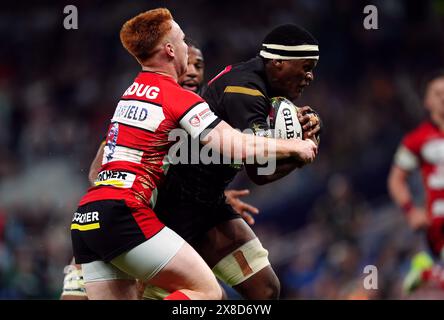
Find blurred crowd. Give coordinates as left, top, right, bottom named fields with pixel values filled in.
left=1, top=0, right=444, bottom=299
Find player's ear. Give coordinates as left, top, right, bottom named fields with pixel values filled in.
left=164, top=42, right=175, bottom=58
left=271, top=59, right=284, bottom=70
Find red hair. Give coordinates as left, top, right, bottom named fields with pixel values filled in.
left=120, top=8, right=173, bottom=63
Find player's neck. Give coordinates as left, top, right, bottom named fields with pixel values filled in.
left=141, top=64, right=178, bottom=81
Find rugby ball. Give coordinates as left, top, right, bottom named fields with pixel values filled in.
left=269, top=97, right=303, bottom=140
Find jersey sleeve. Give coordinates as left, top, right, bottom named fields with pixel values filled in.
left=393, top=132, right=421, bottom=171
left=168, top=89, right=220, bottom=139
left=220, top=85, right=272, bottom=137
left=178, top=101, right=221, bottom=139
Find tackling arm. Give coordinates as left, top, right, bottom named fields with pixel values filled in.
left=88, top=141, right=105, bottom=186
left=202, top=120, right=317, bottom=164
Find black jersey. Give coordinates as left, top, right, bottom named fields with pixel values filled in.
left=168, top=57, right=272, bottom=202
left=155, top=57, right=273, bottom=241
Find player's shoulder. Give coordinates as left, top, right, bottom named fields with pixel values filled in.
left=230, top=59, right=267, bottom=89
left=172, top=85, right=204, bottom=107
left=404, top=120, right=436, bottom=140
left=214, top=57, right=268, bottom=96
left=402, top=120, right=437, bottom=147
left=160, top=76, right=204, bottom=106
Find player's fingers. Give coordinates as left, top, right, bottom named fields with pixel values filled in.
left=240, top=202, right=259, bottom=215
left=309, top=144, right=317, bottom=160
left=240, top=211, right=255, bottom=225
left=306, top=125, right=321, bottom=137
left=299, top=114, right=310, bottom=124
left=230, top=189, right=250, bottom=197
left=299, top=106, right=313, bottom=115
left=302, top=119, right=313, bottom=130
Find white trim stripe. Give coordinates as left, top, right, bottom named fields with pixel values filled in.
left=259, top=51, right=319, bottom=60
left=103, top=145, right=143, bottom=164
left=262, top=44, right=319, bottom=51
left=393, top=145, right=418, bottom=171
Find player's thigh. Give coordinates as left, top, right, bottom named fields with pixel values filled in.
left=109, top=226, right=219, bottom=297
left=196, top=218, right=259, bottom=267
left=148, top=240, right=220, bottom=295
left=196, top=218, right=276, bottom=290
left=85, top=279, right=138, bottom=300
left=81, top=226, right=185, bottom=299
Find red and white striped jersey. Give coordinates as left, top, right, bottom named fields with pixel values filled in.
left=394, top=120, right=444, bottom=219
left=80, top=71, right=220, bottom=208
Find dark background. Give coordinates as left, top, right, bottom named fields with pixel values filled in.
left=0, top=0, right=443, bottom=299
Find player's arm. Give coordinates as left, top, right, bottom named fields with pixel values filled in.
left=177, top=101, right=317, bottom=164
left=212, top=88, right=302, bottom=183
left=222, top=88, right=321, bottom=184
left=202, top=120, right=317, bottom=162
left=246, top=157, right=301, bottom=185
left=387, top=145, right=429, bottom=230
left=246, top=106, right=321, bottom=184
left=388, top=165, right=413, bottom=211
left=88, top=141, right=105, bottom=186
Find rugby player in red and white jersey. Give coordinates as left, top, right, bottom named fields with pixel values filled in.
left=388, top=71, right=444, bottom=293
left=61, top=38, right=259, bottom=300
left=70, top=8, right=317, bottom=300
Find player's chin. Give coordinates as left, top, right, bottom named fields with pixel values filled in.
left=291, top=88, right=304, bottom=100
left=289, top=91, right=302, bottom=100
left=182, top=84, right=198, bottom=92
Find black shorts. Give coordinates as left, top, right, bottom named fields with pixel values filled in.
left=155, top=197, right=240, bottom=246
left=71, top=199, right=164, bottom=264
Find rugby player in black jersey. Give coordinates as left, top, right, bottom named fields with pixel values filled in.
left=153, top=24, right=322, bottom=299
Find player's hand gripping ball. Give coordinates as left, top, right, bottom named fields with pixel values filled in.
left=269, top=97, right=321, bottom=145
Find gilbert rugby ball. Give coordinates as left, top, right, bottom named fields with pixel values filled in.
left=269, top=97, right=303, bottom=140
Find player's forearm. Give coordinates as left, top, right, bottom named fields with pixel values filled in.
left=388, top=166, right=413, bottom=209
left=206, top=121, right=296, bottom=161
left=239, top=133, right=295, bottom=161
left=204, top=121, right=315, bottom=163
left=246, top=158, right=300, bottom=185
left=88, top=142, right=105, bottom=186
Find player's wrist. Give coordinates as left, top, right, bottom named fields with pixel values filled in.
left=290, top=139, right=305, bottom=157
left=400, top=200, right=414, bottom=215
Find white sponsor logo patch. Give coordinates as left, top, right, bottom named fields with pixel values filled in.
left=72, top=211, right=99, bottom=223
left=432, top=200, right=444, bottom=217
left=421, top=139, right=444, bottom=165
left=94, top=170, right=136, bottom=188
left=189, top=115, right=200, bottom=127
left=112, top=100, right=165, bottom=132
